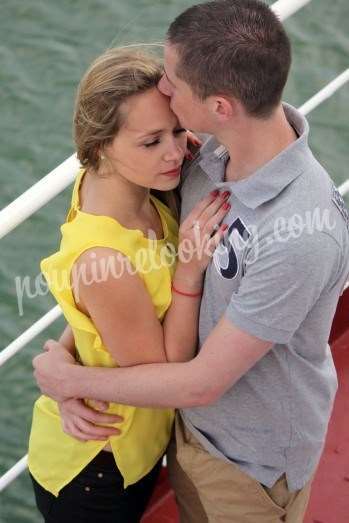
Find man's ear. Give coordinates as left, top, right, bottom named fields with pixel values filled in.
left=208, top=96, right=236, bottom=122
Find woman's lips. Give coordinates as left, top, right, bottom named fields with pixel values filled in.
left=161, top=167, right=181, bottom=178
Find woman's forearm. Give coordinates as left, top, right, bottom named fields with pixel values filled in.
left=163, top=263, right=203, bottom=362
left=162, top=190, right=229, bottom=362
left=58, top=325, right=76, bottom=356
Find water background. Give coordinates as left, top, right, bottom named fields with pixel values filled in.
left=0, top=1, right=348, bottom=521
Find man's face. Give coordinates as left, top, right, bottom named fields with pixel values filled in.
left=158, top=44, right=209, bottom=132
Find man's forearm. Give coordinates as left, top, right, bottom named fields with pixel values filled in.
left=35, top=317, right=268, bottom=407
left=67, top=358, right=214, bottom=409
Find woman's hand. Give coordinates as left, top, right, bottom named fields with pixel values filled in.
left=176, top=189, right=231, bottom=288
left=185, top=130, right=202, bottom=160
left=58, top=398, right=122, bottom=441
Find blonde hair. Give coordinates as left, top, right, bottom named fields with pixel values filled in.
left=73, top=46, right=179, bottom=219
left=73, top=47, right=163, bottom=172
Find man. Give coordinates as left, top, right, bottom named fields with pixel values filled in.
left=34, top=1, right=349, bottom=521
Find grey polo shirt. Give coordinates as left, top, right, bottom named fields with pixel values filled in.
left=179, top=103, right=349, bottom=491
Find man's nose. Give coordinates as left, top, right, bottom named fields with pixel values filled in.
left=158, top=75, right=172, bottom=97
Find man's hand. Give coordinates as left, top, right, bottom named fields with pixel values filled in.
left=58, top=398, right=123, bottom=441
left=33, top=339, right=77, bottom=402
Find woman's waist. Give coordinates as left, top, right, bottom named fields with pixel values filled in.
left=35, top=394, right=173, bottom=431
left=31, top=396, right=174, bottom=471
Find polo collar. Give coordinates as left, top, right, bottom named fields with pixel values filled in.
left=198, top=103, right=312, bottom=210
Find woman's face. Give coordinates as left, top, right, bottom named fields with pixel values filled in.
left=104, top=87, right=187, bottom=191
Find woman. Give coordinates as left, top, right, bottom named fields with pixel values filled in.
left=28, top=47, right=230, bottom=523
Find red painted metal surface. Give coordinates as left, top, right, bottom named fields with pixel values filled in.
left=142, top=290, right=349, bottom=522
left=329, top=291, right=349, bottom=344
left=141, top=468, right=178, bottom=523
left=304, top=290, right=349, bottom=523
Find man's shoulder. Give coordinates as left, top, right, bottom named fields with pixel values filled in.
left=257, top=154, right=347, bottom=245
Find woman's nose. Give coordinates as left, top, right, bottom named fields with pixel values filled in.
left=164, top=141, right=184, bottom=163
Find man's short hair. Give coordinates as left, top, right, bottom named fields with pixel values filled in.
left=167, top=0, right=291, bottom=118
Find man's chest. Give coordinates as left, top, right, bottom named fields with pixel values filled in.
left=181, top=170, right=254, bottom=295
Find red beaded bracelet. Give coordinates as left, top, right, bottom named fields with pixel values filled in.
left=171, top=283, right=202, bottom=298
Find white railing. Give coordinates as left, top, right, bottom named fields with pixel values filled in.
left=0, top=154, right=79, bottom=240
left=0, top=306, right=62, bottom=367
left=1, top=0, right=348, bottom=494
left=0, top=456, right=28, bottom=492
left=338, top=180, right=349, bottom=196
left=273, top=0, right=312, bottom=20
left=298, top=69, right=349, bottom=116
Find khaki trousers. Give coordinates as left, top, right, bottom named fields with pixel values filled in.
left=167, top=414, right=312, bottom=523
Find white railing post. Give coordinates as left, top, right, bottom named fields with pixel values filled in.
left=0, top=154, right=79, bottom=240
left=0, top=455, right=28, bottom=492
left=338, top=180, right=349, bottom=197
left=0, top=306, right=62, bottom=367
left=272, top=0, right=312, bottom=20
left=299, top=69, right=349, bottom=116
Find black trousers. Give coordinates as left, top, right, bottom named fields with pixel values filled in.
left=30, top=451, right=162, bottom=523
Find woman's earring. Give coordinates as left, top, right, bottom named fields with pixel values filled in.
left=100, top=154, right=106, bottom=161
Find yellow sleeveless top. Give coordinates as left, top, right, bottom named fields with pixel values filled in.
left=28, top=169, right=177, bottom=496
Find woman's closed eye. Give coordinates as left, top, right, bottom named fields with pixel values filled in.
left=143, top=128, right=186, bottom=148
left=144, top=138, right=160, bottom=148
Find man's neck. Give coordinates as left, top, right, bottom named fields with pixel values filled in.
left=216, top=105, right=298, bottom=183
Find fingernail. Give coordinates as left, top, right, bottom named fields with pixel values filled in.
left=210, top=189, right=219, bottom=198
left=223, top=202, right=231, bottom=210
left=221, top=224, right=229, bottom=231
left=222, top=191, right=231, bottom=199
